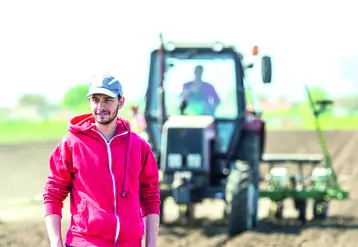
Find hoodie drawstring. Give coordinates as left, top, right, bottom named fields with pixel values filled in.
left=121, top=124, right=131, bottom=198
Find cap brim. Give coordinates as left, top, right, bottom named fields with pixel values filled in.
left=87, top=88, right=118, bottom=98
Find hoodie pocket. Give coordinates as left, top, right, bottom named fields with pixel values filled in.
left=117, top=191, right=144, bottom=241
left=73, top=197, right=116, bottom=241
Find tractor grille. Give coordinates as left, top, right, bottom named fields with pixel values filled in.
left=165, top=128, right=204, bottom=170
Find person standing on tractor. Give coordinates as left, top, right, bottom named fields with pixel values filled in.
left=180, top=65, right=220, bottom=116
left=43, top=74, right=160, bottom=247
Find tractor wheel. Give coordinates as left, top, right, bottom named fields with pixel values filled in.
left=225, top=161, right=258, bottom=237
left=313, top=200, right=329, bottom=219
left=236, top=131, right=261, bottom=228
left=177, top=203, right=195, bottom=224
left=294, top=199, right=307, bottom=224
left=159, top=190, right=169, bottom=225
left=270, top=201, right=284, bottom=220
left=184, top=203, right=195, bottom=219
left=159, top=196, right=165, bottom=224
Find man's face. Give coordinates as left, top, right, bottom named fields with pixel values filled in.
left=88, top=94, right=124, bottom=125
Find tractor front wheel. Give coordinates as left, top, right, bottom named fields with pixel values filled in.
left=159, top=196, right=166, bottom=225
left=159, top=189, right=170, bottom=225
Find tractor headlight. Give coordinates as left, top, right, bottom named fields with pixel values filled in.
left=166, top=42, right=176, bottom=51
left=187, top=154, right=202, bottom=169
left=168, top=153, right=182, bottom=169
left=212, top=42, right=224, bottom=52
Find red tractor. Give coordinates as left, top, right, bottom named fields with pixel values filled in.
left=140, top=36, right=272, bottom=237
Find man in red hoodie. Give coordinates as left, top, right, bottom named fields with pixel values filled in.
left=43, top=74, right=160, bottom=247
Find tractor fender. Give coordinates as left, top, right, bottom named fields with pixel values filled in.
left=241, top=117, right=266, bottom=159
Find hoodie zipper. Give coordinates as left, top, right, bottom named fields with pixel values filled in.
left=93, top=130, right=128, bottom=246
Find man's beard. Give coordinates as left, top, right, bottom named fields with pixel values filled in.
left=95, top=106, right=119, bottom=125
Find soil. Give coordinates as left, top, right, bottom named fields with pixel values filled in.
left=1, top=130, right=358, bottom=247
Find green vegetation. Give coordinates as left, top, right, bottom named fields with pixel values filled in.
left=62, top=84, right=89, bottom=113
left=0, top=109, right=135, bottom=145
left=264, top=113, right=358, bottom=130
left=0, top=120, right=68, bottom=144
left=1, top=84, right=357, bottom=145
left=248, top=86, right=358, bottom=130
left=2, top=105, right=356, bottom=145
left=262, top=100, right=358, bottom=130
left=18, top=93, right=48, bottom=107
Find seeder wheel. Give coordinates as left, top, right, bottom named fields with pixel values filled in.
left=313, top=200, right=329, bottom=219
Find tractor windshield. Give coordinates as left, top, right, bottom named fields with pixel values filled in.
left=165, top=58, right=236, bottom=117
left=147, top=50, right=240, bottom=119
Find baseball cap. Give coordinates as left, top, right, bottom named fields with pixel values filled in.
left=87, top=74, right=123, bottom=98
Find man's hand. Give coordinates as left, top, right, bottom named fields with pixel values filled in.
left=143, top=214, right=160, bottom=247
left=51, top=242, right=63, bottom=247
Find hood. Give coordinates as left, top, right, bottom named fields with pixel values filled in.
left=68, top=113, right=131, bottom=137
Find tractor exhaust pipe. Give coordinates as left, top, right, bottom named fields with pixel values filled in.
left=157, top=33, right=167, bottom=130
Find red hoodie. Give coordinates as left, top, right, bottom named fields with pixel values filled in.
left=43, top=113, right=160, bottom=247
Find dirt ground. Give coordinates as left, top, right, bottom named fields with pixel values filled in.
left=1, top=130, right=358, bottom=247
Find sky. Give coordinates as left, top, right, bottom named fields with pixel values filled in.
left=0, top=0, right=357, bottom=108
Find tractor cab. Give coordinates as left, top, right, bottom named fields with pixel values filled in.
left=145, top=42, right=254, bottom=160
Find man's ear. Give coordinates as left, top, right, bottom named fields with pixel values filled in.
left=118, top=97, right=125, bottom=108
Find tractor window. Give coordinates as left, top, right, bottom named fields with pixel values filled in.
left=145, top=49, right=245, bottom=155
left=147, top=50, right=244, bottom=120
left=163, top=58, right=237, bottom=118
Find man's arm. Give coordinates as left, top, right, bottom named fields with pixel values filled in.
left=143, top=214, right=160, bottom=247
left=45, top=214, right=63, bottom=247
left=180, top=82, right=193, bottom=99
left=209, top=84, right=220, bottom=106
left=43, top=139, right=73, bottom=247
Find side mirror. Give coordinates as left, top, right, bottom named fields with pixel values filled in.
left=262, top=56, right=272, bottom=83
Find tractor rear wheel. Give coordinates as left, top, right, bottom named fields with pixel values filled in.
left=225, top=161, right=258, bottom=237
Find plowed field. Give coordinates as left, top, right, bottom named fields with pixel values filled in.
left=1, top=130, right=358, bottom=247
